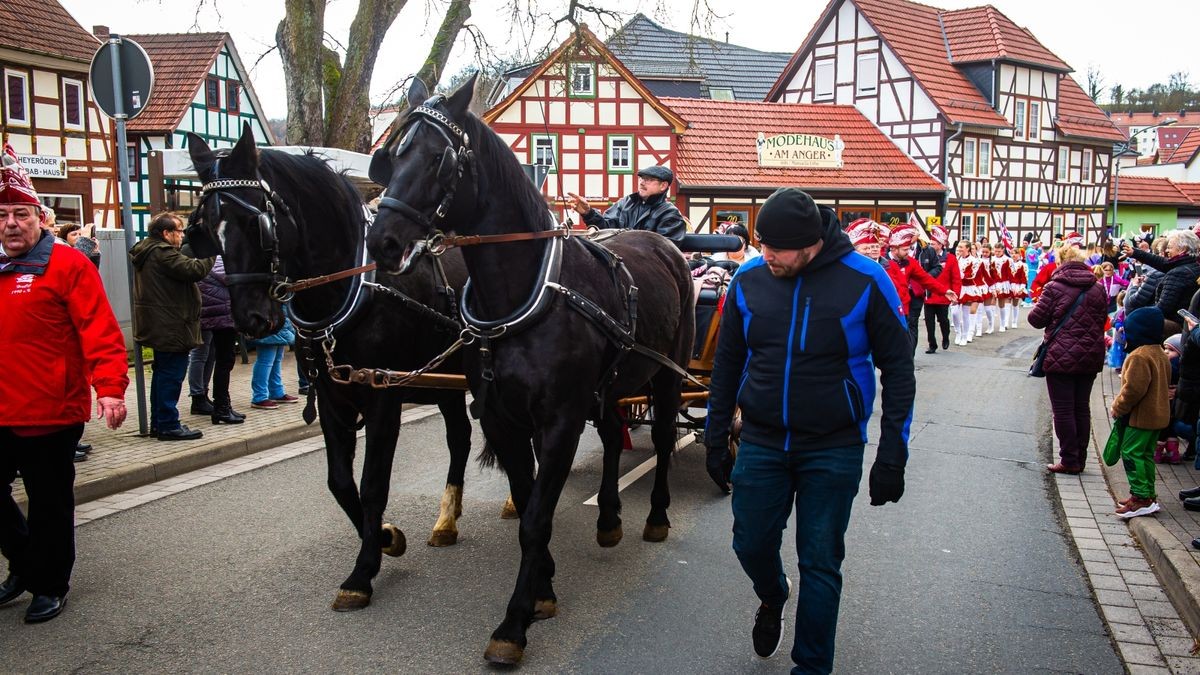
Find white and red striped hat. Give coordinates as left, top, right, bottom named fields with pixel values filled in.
left=888, top=223, right=921, bottom=248
left=846, top=218, right=888, bottom=247
left=0, top=144, right=40, bottom=207
left=929, top=225, right=949, bottom=247
left=1063, top=231, right=1084, bottom=248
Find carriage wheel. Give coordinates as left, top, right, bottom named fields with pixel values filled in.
left=623, top=402, right=650, bottom=429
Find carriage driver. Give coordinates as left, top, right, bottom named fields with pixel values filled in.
left=703, top=188, right=915, bottom=673
left=0, top=145, right=129, bottom=623
left=565, top=165, right=686, bottom=244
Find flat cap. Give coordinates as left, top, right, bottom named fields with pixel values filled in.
left=637, top=165, right=673, bottom=184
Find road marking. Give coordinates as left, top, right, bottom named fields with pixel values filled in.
left=584, top=433, right=696, bottom=506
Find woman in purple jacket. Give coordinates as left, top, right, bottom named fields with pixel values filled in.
left=185, top=256, right=245, bottom=424
left=1029, top=244, right=1109, bottom=474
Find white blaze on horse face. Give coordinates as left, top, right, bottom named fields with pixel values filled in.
left=217, top=220, right=227, bottom=251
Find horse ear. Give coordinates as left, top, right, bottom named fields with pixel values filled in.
left=445, top=71, right=478, bottom=116
left=407, top=77, right=430, bottom=108
left=187, top=132, right=215, bottom=178
left=227, top=123, right=259, bottom=169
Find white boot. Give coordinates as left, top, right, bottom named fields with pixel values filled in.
left=984, top=306, right=995, bottom=334
left=997, top=306, right=1007, bottom=332
left=1009, top=303, right=1020, bottom=328
left=968, top=313, right=978, bottom=342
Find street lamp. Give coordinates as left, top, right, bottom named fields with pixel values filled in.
left=1112, top=118, right=1177, bottom=241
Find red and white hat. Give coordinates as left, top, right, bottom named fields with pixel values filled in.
left=929, top=224, right=950, bottom=247
left=888, top=223, right=921, bottom=248
left=846, top=218, right=888, bottom=247
left=0, top=144, right=40, bottom=207
left=1063, top=231, right=1084, bottom=248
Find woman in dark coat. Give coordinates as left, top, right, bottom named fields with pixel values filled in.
left=1028, top=244, right=1109, bottom=474
left=185, top=256, right=244, bottom=424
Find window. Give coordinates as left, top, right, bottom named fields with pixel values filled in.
left=607, top=135, right=632, bottom=172
left=963, top=139, right=976, bottom=176
left=530, top=134, right=558, bottom=172
left=962, top=212, right=989, bottom=241
left=1081, top=149, right=1093, bottom=184
left=125, top=143, right=139, bottom=180
left=856, top=54, right=878, bottom=95
left=5, top=69, right=29, bottom=126
left=1013, top=100, right=1026, bottom=140
left=814, top=60, right=835, bottom=100
left=205, top=77, right=220, bottom=109
left=978, top=139, right=992, bottom=178
left=569, top=63, right=595, bottom=98
left=709, top=87, right=734, bottom=101
left=1028, top=101, right=1040, bottom=141
left=1076, top=215, right=1089, bottom=230
left=1057, top=146, right=1069, bottom=181
left=1052, top=214, right=1065, bottom=237
left=62, top=78, right=84, bottom=130
left=226, top=81, right=241, bottom=114
left=38, top=194, right=83, bottom=225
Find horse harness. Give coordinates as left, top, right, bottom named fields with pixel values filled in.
left=191, top=161, right=463, bottom=416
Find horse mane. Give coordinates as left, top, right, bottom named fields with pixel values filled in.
left=256, top=150, right=363, bottom=233
left=462, top=113, right=553, bottom=232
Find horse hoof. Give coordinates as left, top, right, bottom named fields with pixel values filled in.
left=643, top=523, right=670, bottom=542
left=381, top=523, right=407, bottom=557
left=484, top=639, right=524, bottom=665
left=427, top=529, right=458, bottom=547
left=596, top=526, right=623, bottom=548
left=499, top=498, right=519, bottom=520
left=533, top=598, right=557, bottom=620
left=331, top=589, right=371, bottom=612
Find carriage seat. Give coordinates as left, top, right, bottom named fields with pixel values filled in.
left=708, top=259, right=740, bottom=274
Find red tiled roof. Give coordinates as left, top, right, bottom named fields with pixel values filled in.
left=124, top=33, right=227, bottom=134
left=1175, top=182, right=1200, bottom=205
left=826, top=0, right=1010, bottom=127
left=1110, top=175, right=1192, bottom=206
left=1110, top=111, right=1198, bottom=130
left=664, top=97, right=945, bottom=193
left=1163, top=129, right=1200, bottom=165
left=0, top=0, right=101, bottom=63
left=1054, top=75, right=1125, bottom=142
left=940, top=6, right=1070, bottom=71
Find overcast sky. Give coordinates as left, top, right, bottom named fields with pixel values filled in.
left=61, top=0, right=1200, bottom=120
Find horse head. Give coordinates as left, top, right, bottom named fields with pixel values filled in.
left=187, top=123, right=294, bottom=338
left=367, top=74, right=480, bottom=275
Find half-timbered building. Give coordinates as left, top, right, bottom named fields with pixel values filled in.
left=665, top=98, right=945, bottom=236
left=767, top=0, right=1124, bottom=245
left=113, top=31, right=274, bottom=235
left=0, top=0, right=117, bottom=227
left=483, top=26, right=687, bottom=224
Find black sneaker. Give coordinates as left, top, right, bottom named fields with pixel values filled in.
left=752, top=576, right=791, bottom=658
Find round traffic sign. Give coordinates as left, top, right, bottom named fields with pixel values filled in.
left=89, top=36, right=154, bottom=120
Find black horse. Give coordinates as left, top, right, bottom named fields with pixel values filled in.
left=366, top=75, right=695, bottom=664
left=186, top=126, right=474, bottom=612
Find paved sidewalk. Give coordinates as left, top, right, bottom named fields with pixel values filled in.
left=14, top=350, right=323, bottom=509
left=1091, top=365, right=1200, bottom=656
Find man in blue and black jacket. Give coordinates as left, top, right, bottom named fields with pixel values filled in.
left=704, top=188, right=915, bottom=674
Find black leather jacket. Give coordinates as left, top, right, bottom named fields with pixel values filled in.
left=581, top=191, right=686, bottom=243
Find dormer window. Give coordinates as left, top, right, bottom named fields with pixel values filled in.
left=1014, top=100, right=1026, bottom=140
left=569, top=63, right=595, bottom=98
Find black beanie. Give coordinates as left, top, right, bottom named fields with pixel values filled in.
left=754, top=188, right=823, bottom=249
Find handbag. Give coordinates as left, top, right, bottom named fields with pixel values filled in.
left=1029, top=288, right=1089, bottom=377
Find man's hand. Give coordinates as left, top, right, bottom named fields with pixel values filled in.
left=868, top=461, right=904, bottom=506
left=945, top=291, right=958, bottom=303
left=565, top=192, right=591, bottom=216
left=97, top=396, right=126, bottom=430
left=706, top=443, right=733, bottom=494
left=1121, top=242, right=1133, bottom=256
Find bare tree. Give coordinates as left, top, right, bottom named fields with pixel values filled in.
left=276, top=0, right=471, bottom=152
left=1110, top=83, right=1124, bottom=107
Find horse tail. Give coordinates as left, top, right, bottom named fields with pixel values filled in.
left=476, top=441, right=502, bottom=471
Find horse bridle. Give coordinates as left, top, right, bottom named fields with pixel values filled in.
left=192, top=169, right=294, bottom=301
left=376, top=96, right=474, bottom=231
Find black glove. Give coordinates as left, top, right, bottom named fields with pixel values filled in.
left=706, top=443, right=733, bottom=495
left=868, top=462, right=905, bottom=506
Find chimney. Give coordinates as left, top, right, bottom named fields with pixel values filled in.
left=93, top=25, right=110, bottom=40
left=1181, top=109, right=1188, bottom=117
left=725, top=32, right=730, bottom=43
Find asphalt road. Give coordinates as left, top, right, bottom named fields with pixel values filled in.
left=2, top=330, right=1122, bottom=673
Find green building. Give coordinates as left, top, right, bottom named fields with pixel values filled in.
left=1108, top=175, right=1191, bottom=240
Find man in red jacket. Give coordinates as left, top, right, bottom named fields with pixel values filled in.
left=0, top=146, right=128, bottom=623
left=884, top=224, right=957, bottom=352
left=919, top=225, right=962, bottom=354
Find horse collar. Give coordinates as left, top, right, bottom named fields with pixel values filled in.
left=459, top=233, right=564, bottom=340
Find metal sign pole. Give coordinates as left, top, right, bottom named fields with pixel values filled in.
left=109, top=34, right=149, bottom=436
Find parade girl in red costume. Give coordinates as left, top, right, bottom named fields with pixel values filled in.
left=990, top=242, right=1011, bottom=334
left=957, top=241, right=986, bottom=344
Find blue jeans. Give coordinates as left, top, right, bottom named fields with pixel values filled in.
left=251, top=345, right=286, bottom=403
left=150, top=350, right=189, bottom=432
left=187, top=330, right=215, bottom=397
left=730, top=440, right=864, bottom=675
